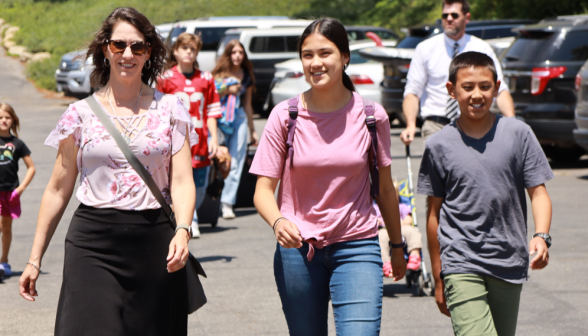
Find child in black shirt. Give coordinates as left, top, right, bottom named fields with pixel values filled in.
left=0, top=103, right=36, bottom=280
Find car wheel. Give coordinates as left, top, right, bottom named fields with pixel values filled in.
left=543, top=145, right=585, bottom=162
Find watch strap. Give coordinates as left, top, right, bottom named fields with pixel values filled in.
left=176, top=224, right=192, bottom=238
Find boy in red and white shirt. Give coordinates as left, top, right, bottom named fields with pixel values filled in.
left=158, top=33, right=221, bottom=238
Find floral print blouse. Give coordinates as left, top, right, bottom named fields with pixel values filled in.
left=45, top=90, right=198, bottom=210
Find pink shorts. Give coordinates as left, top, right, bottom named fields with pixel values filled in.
left=0, top=190, right=21, bottom=219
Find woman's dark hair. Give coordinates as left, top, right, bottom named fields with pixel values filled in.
left=298, top=18, right=355, bottom=92
left=87, top=7, right=166, bottom=88
left=211, top=39, right=256, bottom=90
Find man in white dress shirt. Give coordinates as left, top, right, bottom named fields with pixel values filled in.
left=400, top=0, right=515, bottom=144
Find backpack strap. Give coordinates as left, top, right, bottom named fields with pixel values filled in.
left=363, top=97, right=379, bottom=198
left=286, top=96, right=299, bottom=168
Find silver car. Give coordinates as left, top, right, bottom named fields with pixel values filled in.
left=55, top=50, right=94, bottom=95
left=573, top=59, right=588, bottom=153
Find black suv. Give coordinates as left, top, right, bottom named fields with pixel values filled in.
left=362, top=19, right=535, bottom=125
left=499, top=16, right=588, bottom=161
left=574, top=59, right=588, bottom=152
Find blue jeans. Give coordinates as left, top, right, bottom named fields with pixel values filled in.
left=274, top=236, right=383, bottom=336
left=219, top=108, right=248, bottom=206
left=191, top=166, right=209, bottom=225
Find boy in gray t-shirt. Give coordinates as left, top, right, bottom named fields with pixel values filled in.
left=417, top=52, right=553, bottom=336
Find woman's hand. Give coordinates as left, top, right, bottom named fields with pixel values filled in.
left=274, top=220, right=302, bottom=249
left=389, top=248, right=407, bottom=281
left=19, top=263, right=41, bottom=301
left=250, top=130, right=259, bottom=146
left=227, top=84, right=242, bottom=96
left=167, top=229, right=190, bottom=273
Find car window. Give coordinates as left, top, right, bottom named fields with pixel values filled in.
left=249, top=36, right=295, bottom=53
left=396, top=36, right=426, bottom=49
left=195, top=27, right=248, bottom=51
left=168, top=27, right=187, bottom=46
left=551, top=31, right=588, bottom=62
left=504, top=32, right=555, bottom=62
left=347, top=31, right=360, bottom=41
left=286, top=36, right=299, bottom=52
left=372, top=30, right=398, bottom=40
left=350, top=50, right=373, bottom=64
left=482, top=27, right=516, bottom=39
left=217, top=34, right=241, bottom=56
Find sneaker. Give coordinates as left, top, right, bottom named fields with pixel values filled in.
left=222, top=203, right=235, bottom=219
left=0, top=263, right=11, bottom=277
left=190, top=222, right=201, bottom=239
left=0, top=264, right=4, bottom=280
left=407, top=255, right=421, bottom=271
left=382, top=261, right=393, bottom=278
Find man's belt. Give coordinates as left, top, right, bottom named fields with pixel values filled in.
left=424, top=116, right=451, bottom=125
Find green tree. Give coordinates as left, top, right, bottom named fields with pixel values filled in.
left=295, top=0, right=380, bottom=24
left=470, top=0, right=588, bottom=20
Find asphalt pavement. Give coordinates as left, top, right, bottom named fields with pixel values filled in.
left=1, top=47, right=587, bottom=335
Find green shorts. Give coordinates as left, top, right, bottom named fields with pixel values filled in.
left=444, top=273, right=523, bottom=336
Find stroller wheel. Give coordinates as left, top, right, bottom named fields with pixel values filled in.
left=405, top=269, right=413, bottom=288
left=418, top=272, right=435, bottom=297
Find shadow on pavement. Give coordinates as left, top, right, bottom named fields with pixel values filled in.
left=197, top=256, right=237, bottom=263
left=549, top=157, right=588, bottom=170
left=383, top=282, right=419, bottom=298
left=199, top=226, right=237, bottom=234
left=234, top=208, right=258, bottom=217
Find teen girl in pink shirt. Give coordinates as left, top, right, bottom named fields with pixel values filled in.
left=251, top=18, right=406, bottom=335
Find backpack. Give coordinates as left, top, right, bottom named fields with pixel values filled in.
left=284, top=95, right=380, bottom=198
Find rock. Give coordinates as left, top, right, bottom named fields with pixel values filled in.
left=5, top=26, right=19, bottom=35
left=0, top=23, right=10, bottom=38
left=8, top=45, right=27, bottom=56
left=4, top=31, right=16, bottom=41
left=31, top=52, right=51, bottom=63
left=0, top=19, right=5, bottom=27
left=20, top=51, right=33, bottom=62
left=3, top=40, right=16, bottom=49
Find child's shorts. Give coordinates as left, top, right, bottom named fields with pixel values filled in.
left=0, top=190, right=21, bottom=219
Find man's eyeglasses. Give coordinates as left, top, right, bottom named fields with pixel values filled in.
left=105, top=40, right=151, bottom=56
left=442, top=13, right=460, bottom=20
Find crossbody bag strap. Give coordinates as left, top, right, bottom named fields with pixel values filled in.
left=286, top=96, right=299, bottom=169
left=85, top=96, right=177, bottom=228
left=363, top=97, right=380, bottom=198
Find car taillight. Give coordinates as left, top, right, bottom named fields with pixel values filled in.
left=349, top=74, right=374, bottom=85
left=575, top=73, right=582, bottom=92
left=531, top=66, right=566, bottom=96
left=398, top=64, right=410, bottom=74
left=285, top=71, right=303, bottom=78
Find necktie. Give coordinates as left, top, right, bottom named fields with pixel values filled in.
left=446, top=42, right=460, bottom=120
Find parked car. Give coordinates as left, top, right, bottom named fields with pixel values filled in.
left=270, top=40, right=398, bottom=109
left=216, top=27, right=307, bottom=112
left=359, top=19, right=535, bottom=125
left=55, top=50, right=94, bottom=96
left=499, top=15, right=588, bottom=161
left=166, top=17, right=312, bottom=72
left=54, top=23, right=172, bottom=96
left=345, top=26, right=399, bottom=42
left=574, top=59, right=588, bottom=153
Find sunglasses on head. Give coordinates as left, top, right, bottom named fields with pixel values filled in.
left=442, top=12, right=460, bottom=19
left=106, top=40, right=151, bottom=55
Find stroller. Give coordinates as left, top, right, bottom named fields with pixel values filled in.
left=395, top=146, right=435, bottom=297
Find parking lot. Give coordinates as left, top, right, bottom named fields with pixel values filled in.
left=1, top=46, right=588, bottom=335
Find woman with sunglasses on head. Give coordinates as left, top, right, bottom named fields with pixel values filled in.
left=19, top=7, right=197, bottom=335
left=158, top=32, right=221, bottom=238
left=251, top=18, right=406, bottom=335
left=211, top=40, right=258, bottom=219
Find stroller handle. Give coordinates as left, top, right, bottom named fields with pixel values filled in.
left=405, top=145, right=411, bottom=158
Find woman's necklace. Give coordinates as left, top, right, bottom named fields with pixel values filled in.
left=107, top=85, right=143, bottom=144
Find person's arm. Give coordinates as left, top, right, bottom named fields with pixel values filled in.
left=254, top=176, right=302, bottom=248
left=207, top=117, right=218, bottom=158
left=374, top=165, right=407, bottom=281
left=496, top=90, right=515, bottom=117
left=243, top=86, right=259, bottom=146
left=218, top=83, right=241, bottom=98
left=427, top=195, right=450, bottom=317
left=19, top=136, right=79, bottom=301
left=167, top=129, right=196, bottom=273
left=15, top=155, right=36, bottom=196
left=527, top=184, right=552, bottom=270
left=400, top=94, right=420, bottom=145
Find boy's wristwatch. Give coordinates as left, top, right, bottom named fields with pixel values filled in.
left=533, top=233, right=552, bottom=248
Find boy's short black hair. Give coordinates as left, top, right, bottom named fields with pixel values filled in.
left=448, top=51, right=497, bottom=85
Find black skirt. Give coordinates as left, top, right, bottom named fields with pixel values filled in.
left=55, top=204, right=188, bottom=336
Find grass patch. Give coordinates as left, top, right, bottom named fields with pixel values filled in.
left=25, top=53, right=61, bottom=91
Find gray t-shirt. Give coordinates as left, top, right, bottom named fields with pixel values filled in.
left=417, top=116, right=553, bottom=283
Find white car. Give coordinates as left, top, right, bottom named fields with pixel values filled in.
left=270, top=40, right=397, bottom=107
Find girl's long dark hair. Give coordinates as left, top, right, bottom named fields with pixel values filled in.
left=298, top=18, right=355, bottom=92
left=211, top=39, right=256, bottom=90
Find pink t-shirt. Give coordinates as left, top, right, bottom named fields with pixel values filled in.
left=250, top=92, right=392, bottom=260
left=45, top=90, right=198, bottom=210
